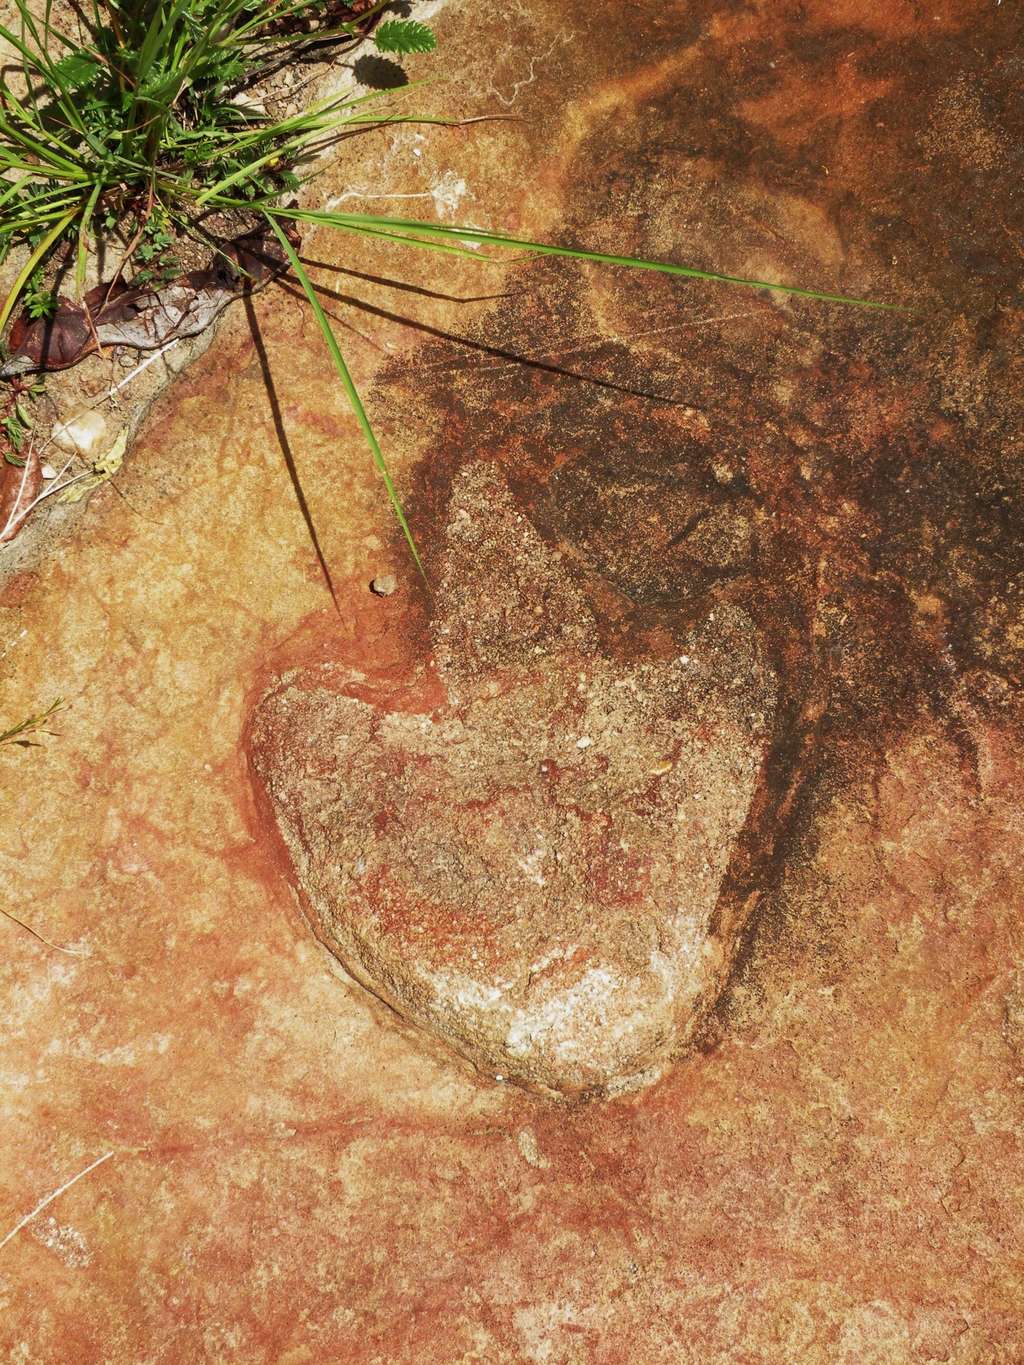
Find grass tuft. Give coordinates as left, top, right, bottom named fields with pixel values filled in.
left=0, top=1, right=893, bottom=564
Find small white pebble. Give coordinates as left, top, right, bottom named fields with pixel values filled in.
left=370, top=574, right=397, bottom=597
left=53, top=410, right=107, bottom=458
left=40, top=464, right=57, bottom=480
left=576, top=736, right=592, bottom=749
left=678, top=654, right=691, bottom=664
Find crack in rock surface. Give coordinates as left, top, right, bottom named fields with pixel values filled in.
left=250, top=464, right=777, bottom=1095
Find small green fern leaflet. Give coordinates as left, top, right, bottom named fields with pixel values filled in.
left=264, top=215, right=425, bottom=577
left=374, top=19, right=436, bottom=55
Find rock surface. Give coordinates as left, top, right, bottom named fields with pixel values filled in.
left=251, top=465, right=777, bottom=1094
left=1, top=0, right=1022, bottom=1358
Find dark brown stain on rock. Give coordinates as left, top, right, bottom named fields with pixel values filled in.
left=360, top=0, right=1022, bottom=1029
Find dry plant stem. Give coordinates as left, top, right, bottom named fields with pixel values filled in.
left=105, top=185, right=157, bottom=304
left=0, top=1150, right=114, bottom=1254
left=0, top=447, right=38, bottom=540
left=0, top=905, right=85, bottom=956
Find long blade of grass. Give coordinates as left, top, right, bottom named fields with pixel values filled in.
left=242, top=21, right=360, bottom=55
left=231, top=0, right=391, bottom=43
left=0, top=17, right=53, bottom=77
left=0, top=153, right=88, bottom=183
left=1, top=191, right=88, bottom=233
left=297, top=212, right=895, bottom=309
left=193, top=105, right=456, bottom=206
left=264, top=215, right=424, bottom=576
left=75, top=181, right=103, bottom=299
left=192, top=114, right=359, bottom=204
left=0, top=16, right=92, bottom=139
left=0, top=206, right=77, bottom=337
left=195, top=79, right=437, bottom=164
left=0, top=96, right=91, bottom=176
left=260, top=206, right=497, bottom=262
left=135, top=0, right=192, bottom=83
left=0, top=175, right=34, bottom=212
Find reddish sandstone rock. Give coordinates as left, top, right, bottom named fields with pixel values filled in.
left=250, top=465, right=777, bottom=1095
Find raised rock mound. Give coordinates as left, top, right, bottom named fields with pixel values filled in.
left=249, top=464, right=778, bottom=1096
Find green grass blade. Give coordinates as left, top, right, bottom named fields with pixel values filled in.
left=0, top=153, right=87, bottom=182
left=193, top=112, right=359, bottom=204
left=242, top=20, right=358, bottom=52
left=308, top=213, right=897, bottom=309
left=75, top=181, right=103, bottom=299
left=0, top=206, right=77, bottom=335
left=264, top=215, right=424, bottom=577
left=136, top=0, right=192, bottom=82
left=231, top=0, right=391, bottom=42
left=191, top=108, right=457, bottom=205
left=261, top=206, right=498, bottom=262
left=199, top=80, right=438, bottom=162
left=0, top=94, right=91, bottom=175
left=0, top=18, right=92, bottom=139
left=0, top=175, right=34, bottom=212
left=1, top=194, right=84, bottom=234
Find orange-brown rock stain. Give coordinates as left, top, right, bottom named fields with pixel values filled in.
left=1, top=0, right=1023, bottom=1358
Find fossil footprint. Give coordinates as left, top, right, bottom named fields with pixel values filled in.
left=249, top=463, right=777, bottom=1096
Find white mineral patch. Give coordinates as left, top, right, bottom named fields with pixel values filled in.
left=515, top=1128, right=551, bottom=1170
left=430, top=170, right=469, bottom=217
left=518, top=847, right=548, bottom=886
left=30, top=1216, right=91, bottom=1269
left=505, top=967, right=622, bottom=1061
left=426, top=971, right=506, bottom=1014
